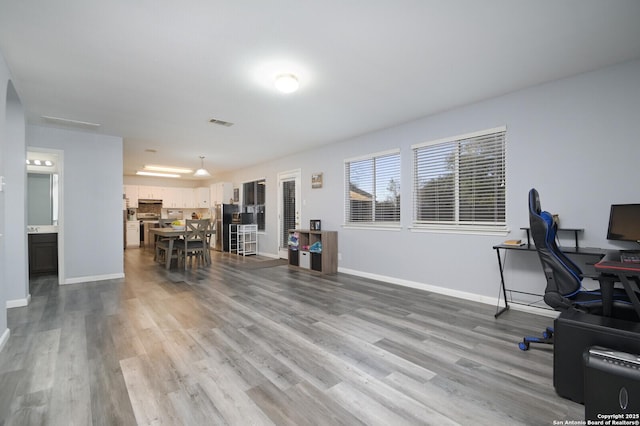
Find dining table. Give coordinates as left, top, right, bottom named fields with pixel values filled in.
left=149, top=226, right=215, bottom=269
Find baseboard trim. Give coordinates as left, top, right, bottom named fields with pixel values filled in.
left=63, top=272, right=125, bottom=285
left=0, top=328, right=10, bottom=353
left=337, top=267, right=557, bottom=318
left=6, top=293, right=31, bottom=309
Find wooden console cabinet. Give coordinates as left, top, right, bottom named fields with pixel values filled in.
left=288, top=229, right=337, bottom=274
left=28, top=233, right=58, bottom=277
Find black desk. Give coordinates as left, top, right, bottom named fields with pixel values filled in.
left=595, top=253, right=640, bottom=318
left=493, top=241, right=608, bottom=318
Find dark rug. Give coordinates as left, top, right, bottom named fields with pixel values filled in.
left=234, top=258, right=289, bottom=269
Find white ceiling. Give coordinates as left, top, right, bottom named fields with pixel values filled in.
left=1, top=1, right=640, bottom=180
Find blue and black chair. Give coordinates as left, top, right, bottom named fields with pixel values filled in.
left=519, top=188, right=634, bottom=350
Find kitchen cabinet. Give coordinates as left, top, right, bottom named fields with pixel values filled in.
left=162, top=187, right=177, bottom=208
left=181, top=188, right=195, bottom=208
left=28, top=233, right=58, bottom=277
left=210, top=182, right=232, bottom=205
left=162, top=187, right=193, bottom=208
left=196, top=187, right=210, bottom=208
left=124, top=185, right=139, bottom=208
left=125, top=185, right=207, bottom=208
left=138, top=185, right=163, bottom=199
left=126, top=221, right=140, bottom=248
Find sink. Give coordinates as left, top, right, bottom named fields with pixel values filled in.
left=27, top=225, right=58, bottom=234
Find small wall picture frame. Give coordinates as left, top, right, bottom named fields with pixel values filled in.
left=233, top=188, right=239, bottom=203
left=311, top=172, right=323, bottom=189
left=310, top=220, right=321, bottom=231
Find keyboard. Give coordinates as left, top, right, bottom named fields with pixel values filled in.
left=620, top=251, right=640, bottom=263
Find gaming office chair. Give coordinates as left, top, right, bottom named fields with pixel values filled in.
left=519, top=188, right=633, bottom=350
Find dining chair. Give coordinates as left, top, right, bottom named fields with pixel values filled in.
left=155, top=219, right=177, bottom=264
left=176, top=219, right=210, bottom=269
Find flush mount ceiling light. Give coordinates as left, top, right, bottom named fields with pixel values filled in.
left=144, top=164, right=193, bottom=174
left=274, top=73, right=299, bottom=93
left=136, top=171, right=180, bottom=178
left=193, top=156, right=211, bottom=177
left=41, top=115, right=101, bottom=130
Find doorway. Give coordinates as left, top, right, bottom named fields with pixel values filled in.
left=277, top=169, right=301, bottom=259
left=26, top=149, right=63, bottom=283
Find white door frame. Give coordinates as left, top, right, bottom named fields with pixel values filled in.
left=277, top=169, right=301, bottom=259
left=27, top=147, right=65, bottom=285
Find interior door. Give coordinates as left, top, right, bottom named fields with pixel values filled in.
left=278, top=169, right=301, bottom=259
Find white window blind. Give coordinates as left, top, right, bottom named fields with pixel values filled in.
left=344, top=150, right=400, bottom=225
left=412, top=127, right=506, bottom=229
left=281, top=179, right=296, bottom=248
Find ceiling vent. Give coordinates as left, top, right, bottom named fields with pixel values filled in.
left=209, top=118, right=234, bottom=127
left=41, top=115, right=101, bottom=130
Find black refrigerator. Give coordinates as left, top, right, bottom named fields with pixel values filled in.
left=214, top=203, right=238, bottom=251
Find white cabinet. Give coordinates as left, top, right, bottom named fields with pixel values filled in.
left=162, top=187, right=195, bottom=208
left=138, top=186, right=163, bottom=199
left=162, top=187, right=177, bottom=208
left=126, top=221, right=140, bottom=248
left=124, top=185, right=138, bottom=208
left=196, top=187, right=210, bottom=208
left=181, top=188, right=195, bottom=208
left=210, top=182, right=232, bottom=205
left=124, top=185, right=205, bottom=208
left=230, top=224, right=257, bottom=256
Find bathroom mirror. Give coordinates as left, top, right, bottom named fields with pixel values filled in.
left=27, top=173, right=59, bottom=225
left=27, top=151, right=59, bottom=226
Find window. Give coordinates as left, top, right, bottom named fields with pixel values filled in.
left=412, top=127, right=506, bottom=231
left=243, top=179, right=265, bottom=231
left=344, top=150, right=400, bottom=225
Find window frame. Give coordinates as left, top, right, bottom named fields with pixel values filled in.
left=242, top=178, right=266, bottom=232
left=411, top=126, right=508, bottom=235
left=344, top=148, right=401, bottom=229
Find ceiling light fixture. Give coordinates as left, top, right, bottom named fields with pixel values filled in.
left=144, top=165, right=193, bottom=174
left=193, top=156, right=211, bottom=177
left=26, top=159, right=55, bottom=167
left=136, top=171, right=181, bottom=178
left=41, top=115, right=101, bottom=130
left=274, top=73, right=299, bottom=93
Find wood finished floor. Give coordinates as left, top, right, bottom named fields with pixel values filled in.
left=0, top=248, right=582, bottom=425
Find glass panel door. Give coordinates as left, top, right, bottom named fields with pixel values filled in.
left=278, top=169, right=301, bottom=258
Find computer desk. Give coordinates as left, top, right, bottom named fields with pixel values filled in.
left=493, top=227, right=608, bottom=317
left=595, top=253, right=640, bottom=318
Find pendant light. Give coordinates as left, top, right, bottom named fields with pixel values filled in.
left=193, top=156, right=211, bottom=177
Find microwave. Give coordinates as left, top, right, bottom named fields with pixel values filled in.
left=232, top=213, right=253, bottom=224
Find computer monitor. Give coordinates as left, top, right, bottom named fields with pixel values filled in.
left=607, top=204, right=640, bottom=242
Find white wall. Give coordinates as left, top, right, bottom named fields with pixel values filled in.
left=4, top=83, right=27, bottom=306
left=0, top=51, right=26, bottom=349
left=222, top=59, right=640, bottom=304
left=27, top=125, right=124, bottom=283
left=0, top=44, right=123, bottom=352
left=0, top=57, right=10, bottom=346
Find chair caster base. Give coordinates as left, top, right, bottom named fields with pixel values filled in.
left=519, top=327, right=554, bottom=351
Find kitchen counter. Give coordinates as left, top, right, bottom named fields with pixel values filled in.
left=27, top=225, right=58, bottom=234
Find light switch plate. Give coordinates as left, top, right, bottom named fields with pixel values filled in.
left=0, top=176, right=4, bottom=191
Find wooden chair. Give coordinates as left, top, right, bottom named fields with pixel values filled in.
left=176, top=219, right=210, bottom=269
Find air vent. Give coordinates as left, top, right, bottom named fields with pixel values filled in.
left=41, top=115, right=101, bottom=130
left=209, top=118, right=234, bottom=127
